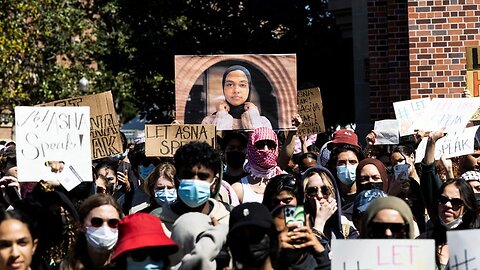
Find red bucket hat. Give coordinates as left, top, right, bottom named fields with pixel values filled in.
left=328, top=129, right=360, bottom=149
left=111, top=213, right=178, bottom=261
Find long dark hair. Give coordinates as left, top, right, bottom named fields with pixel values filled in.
left=262, top=174, right=304, bottom=211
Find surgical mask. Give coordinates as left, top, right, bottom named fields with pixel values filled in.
left=475, top=193, right=480, bottom=207
left=139, top=164, right=156, bottom=179
left=178, top=179, right=213, bottom=208
left=112, top=149, right=129, bottom=160
left=231, top=234, right=271, bottom=267
left=361, top=182, right=384, bottom=191
left=86, top=226, right=118, bottom=251
left=336, top=165, right=357, bottom=185
left=126, top=257, right=164, bottom=270
left=226, top=151, right=246, bottom=169
left=439, top=214, right=464, bottom=230
left=154, top=188, right=177, bottom=205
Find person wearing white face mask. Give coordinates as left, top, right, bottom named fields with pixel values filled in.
left=61, top=194, right=123, bottom=270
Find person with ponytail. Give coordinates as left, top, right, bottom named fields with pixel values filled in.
left=202, top=65, right=272, bottom=130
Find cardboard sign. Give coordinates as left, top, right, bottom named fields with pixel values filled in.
left=411, top=98, right=480, bottom=133
left=15, top=106, right=92, bottom=190
left=373, top=119, right=400, bottom=145
left=332, top=239, right=435, bottom=270
left=297, top=87, right=325, bottom=136
left=415, top=126, right=480, bottom=162
left=175, top=54, right=297, bottom=131
left=39, top=91, right=122, bottom=160
left=393, top=98, right=431, bottom=136
left=447, top=229, right=480, bottom=269
left=145, top=124, right=216, bottom=157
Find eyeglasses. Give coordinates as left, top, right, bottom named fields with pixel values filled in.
left=438, top=195, right=464, bottom=209
left=90, top=217, right=120, bottom=229
left=369, top=222, right=408, bottom=239
left=128, top=248, right=166, bottom=262
left=254, top=140, right=276, bottom=150
left=306, top=185, right=331, bottom=198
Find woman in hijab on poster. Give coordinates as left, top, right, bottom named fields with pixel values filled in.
left=202, top=65, right=273, bottom=130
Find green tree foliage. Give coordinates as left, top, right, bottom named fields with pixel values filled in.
left=96, top=0, right=346, bottom=124
left=1, top=0, right=349, bottom=126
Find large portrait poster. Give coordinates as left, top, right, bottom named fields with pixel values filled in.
left=175, top=54, right=297, bottom=131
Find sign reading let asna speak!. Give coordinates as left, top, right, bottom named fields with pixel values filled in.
left=39, top=91, right=122, bottom=160
left=15, top=106, right=92, bottom=185
left=145, top=124, right=216, bottom=157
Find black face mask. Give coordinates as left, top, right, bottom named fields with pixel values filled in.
left=226, top=151, right=246, bottom=170
left=278, top=248, right=304, bottom=266
left=360, top=182, right=383, bottom=192
left=231, top=234, right=271, bottom=267
left=475, top=193, right=480, bottom=207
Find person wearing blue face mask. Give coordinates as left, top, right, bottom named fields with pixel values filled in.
left=110, top=213, right=178, bottom=270
left=142, top=163, right=178, bottom=213
left=328, top=144, right=364, bottom=221
left=150, top=142, right=231, bottom=269
left=151, top=142, right=230, bottom=234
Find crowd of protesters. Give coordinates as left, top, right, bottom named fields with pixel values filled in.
left=0, top=115, right=479, bottom=270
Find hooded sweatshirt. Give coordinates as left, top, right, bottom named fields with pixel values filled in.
left=361, top=196, right=415, bottom=239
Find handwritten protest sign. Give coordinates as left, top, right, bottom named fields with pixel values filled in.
left=39, top=91, right=122, bottom=160
left=373, top=120, right=400, bottom=145
left=411, top=98, right=480, bottom=134
left=332, top=239, right=435, bottom=270
left=447, top=229, right=480, bottom=270
left=393, top=98, right=431, bottom=136
left=15, top=107, right=92, bottom=190
left=145, top=124, right=216, bottom=157
left=415, top=126, right=480, bottom=162
left=297, top=87, right=325, bottom=136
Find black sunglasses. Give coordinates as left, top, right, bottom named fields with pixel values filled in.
left=369, top=222, right=408, bottom=239
left=306, top=185, right=331, bottom=198
left=90, top=217, right=120, bottom=229
left=438, top=195, right=464, bottom=209
left=255, top=140, right=276, bottom=150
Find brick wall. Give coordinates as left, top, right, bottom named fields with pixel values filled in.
left=367, top=0, right=410, bottom=121
left=408, top=0, right=480, bottom=99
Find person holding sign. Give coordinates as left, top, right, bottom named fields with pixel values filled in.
left=202, top=65, right=272, bottom=130
left=421, top=130, right=480, bottom=268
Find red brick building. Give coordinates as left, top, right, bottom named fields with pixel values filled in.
left=330, top=0, right=480, bottom=137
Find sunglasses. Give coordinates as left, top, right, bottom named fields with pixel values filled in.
left=90, top=217, right=120, bottom=229
left=369, top=222, right=408, bottom=239
left=306, top=185, right=331, bottom=198
left=255, top=140, right=276, bottom=150
left=128, top=248, right=166, bottom=262
left=438, top=195, right=464, bottom=209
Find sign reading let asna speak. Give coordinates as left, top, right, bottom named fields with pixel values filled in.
left=39, top=91, right=122, bottom=160
left=145, top=124, right=216, bottom=157
left=15, top=106, right=92, bottom=185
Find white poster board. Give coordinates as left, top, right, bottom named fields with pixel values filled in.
left=393, top=98, right=431, bottom=136
left=411, top=98, right=480, bottom=133
left=447, top=229, right=480, bottom=269
left=332, top=239, right=435, bottom=270
left=415, top=126, right=480, bottom=162
left=373, top=119, right=400, bottom=145
left=15, top=106, right=92, bottom=190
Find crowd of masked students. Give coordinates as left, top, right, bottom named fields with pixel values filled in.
left=0, top=122, right=479, bottom=270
